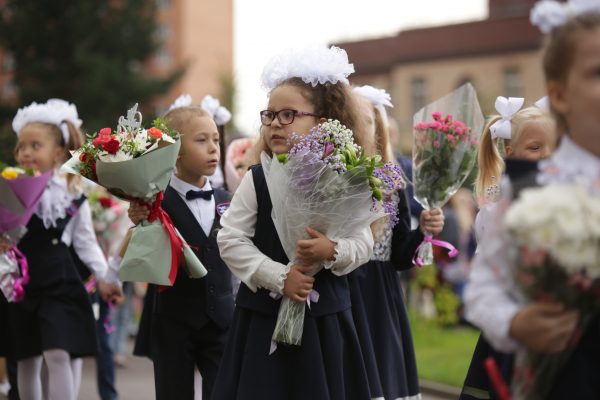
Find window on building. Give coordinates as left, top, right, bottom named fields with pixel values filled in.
left=155, top=47, right=171, bottom=68
left=155, top=24, right=171, bottom=44
left=156, top=0, right=170, bottom=9
left=411, top=77, right=427, bottom=114
left=3, top=52, right=15, bottom=72
left=2, top=80, right=17, bottom=99
left=503, top=68, right=523, bottom=97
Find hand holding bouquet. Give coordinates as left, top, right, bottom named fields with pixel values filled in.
left=263, top=119, right=405, bottom=348
left=0, top=163, right=52, bottom=302
left=503, top=184, right=600, bottom=400
left=412, top=83, right=484, bottom=265
left=62, top=104, right=206, bottom=287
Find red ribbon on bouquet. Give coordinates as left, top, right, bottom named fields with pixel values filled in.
left=412, top=235, right=459, bottom=267
left=141, top=192, right=184, bottom=292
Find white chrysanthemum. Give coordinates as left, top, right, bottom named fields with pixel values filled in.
left=261, top=45, right=354, bottom=90
left=505, top=184, right=600, bottom=273
left=98, top=150, right=131, bottom=163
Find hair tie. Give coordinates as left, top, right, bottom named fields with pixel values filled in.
left=531, top=0, right=600, bottom=33
left=490, top=96, right=524, bottom=140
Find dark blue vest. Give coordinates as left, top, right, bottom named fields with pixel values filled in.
left=155, top=185, right=234, bottom=329
left=235, top=165, right=351, bottom=317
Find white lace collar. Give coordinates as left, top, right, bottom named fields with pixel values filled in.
left=538, top=135, right=600, bottom=193
left=35, top=170, right=80, bottom=228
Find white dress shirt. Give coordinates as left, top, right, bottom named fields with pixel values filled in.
left=217, top=170, right=374, bottom=295
left=464, top=136, right=600, bottom=352
left=169, top=175, right=215, bottom=237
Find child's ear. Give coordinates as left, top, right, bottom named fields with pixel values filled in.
left=505, top=145, right=514, bottom=157
left=318, top=117, right=327, bottom=124
left=547, top=80, right=568, bottom=115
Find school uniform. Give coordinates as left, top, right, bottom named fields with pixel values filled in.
left=348, top=190, right=423, bottom=400
left=133, top=175, right=234, bottom=400
left=212, top=165, right=373, bottom=400
left=464, top=137, right=600, bottom=399
left=8, top=174, right=109, bottom=360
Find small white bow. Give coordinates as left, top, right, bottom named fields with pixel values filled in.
left=531, top=0, right=600, bottom=34
left=490, top=96, right=524, bottom=140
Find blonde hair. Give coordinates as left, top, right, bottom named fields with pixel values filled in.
left=475, top=106, right=554, bottom=202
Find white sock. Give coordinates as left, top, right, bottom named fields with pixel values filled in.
left=42, top=350, right=74, bottom=400
left=18, top=356, right=43, bottom=400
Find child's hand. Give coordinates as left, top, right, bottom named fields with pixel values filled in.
left=296, top=227, right=336, bottom=265
left=419, top=208, right=445, bottom=236
left=128, top=202, right=149, bottom=225
left=509, top=302, right=580, bottom=353
left=283, top=265, right=315, bottom=303
left=98, top=280, right=124, bottom=303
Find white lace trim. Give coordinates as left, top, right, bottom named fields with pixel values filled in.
left=35, top=171, right=79, bottom=228
left=323, top=239, right=350, bottom=270
left=253, top=259, right=290, bottom=294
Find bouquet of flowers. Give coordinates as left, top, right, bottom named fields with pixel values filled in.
left=87, top=190, right=130, bottom=258
left=0, top=163, right=52, bottom=302
left=62, top=104, right=206, bottom=287
left=412, top=83, right=484, bottom=265
left=502, top=184, right=600, bottom=400
left=262, top=119, right=405, bottom=349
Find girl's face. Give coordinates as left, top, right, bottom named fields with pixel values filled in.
left=176, top=116, right=220, bottom=182
left=15, top=123, right=64, bottom=172
left=550, top=27, right=600, bottom=156
left=507, top=120, right=557, bottom=161
left=262, top=84, right=320, bottom=155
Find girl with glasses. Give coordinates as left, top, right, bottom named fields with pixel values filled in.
left=212, top=46, right=374, bottom=400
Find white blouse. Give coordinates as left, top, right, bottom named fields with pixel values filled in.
left=217, top=170, right=374, bottom=294
left=464, top=136, right=600, bottom=352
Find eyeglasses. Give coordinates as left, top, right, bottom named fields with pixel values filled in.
left=259, top=109, right=320, bottom=126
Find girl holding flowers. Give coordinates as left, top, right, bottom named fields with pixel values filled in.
left=1, top=99, right=121, bottom=400
left=213, top=46, right=374, bottom=400
left=464, top=1, right=600, bottom=398
left=349, top=85, right=444, bottom=400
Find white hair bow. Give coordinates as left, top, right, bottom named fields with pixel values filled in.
left=490, top=96, right=524, bottom=140
left=534, top=96, right=550, bottom=111
left=168, top=94, right=193, bottom=112
left=201, top=95, right=231, bottom=126
left=531, top=0, right=600, bottom=33
left=12, top=99, right=82, bottom=145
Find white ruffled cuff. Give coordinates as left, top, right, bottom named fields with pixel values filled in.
left=250, top=259, right=290, bottom=294
left=322, top=239, right=350, bottom=272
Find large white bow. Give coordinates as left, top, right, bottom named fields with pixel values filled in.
left=201, top=95, right=232, bottom=126
left=531, top=0, right=600, bottom=34
left=490, top=96, right=524, bottom=140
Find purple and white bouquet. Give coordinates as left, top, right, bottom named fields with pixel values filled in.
left=262, top=119, right=405, bottom=348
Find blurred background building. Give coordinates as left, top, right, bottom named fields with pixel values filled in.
left=337, top=0, right=544, bottom=152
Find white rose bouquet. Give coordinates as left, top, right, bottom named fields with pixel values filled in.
left=504, top=184, right=600, bottom=400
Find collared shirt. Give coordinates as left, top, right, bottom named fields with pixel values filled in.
left=169, top=175, right=215, bottom=237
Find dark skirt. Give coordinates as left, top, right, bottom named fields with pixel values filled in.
left=0, top=293, right=9, bottom=357
left=348, top=260, right=420, bottom=400
left=9, top=280, right=97, bottom=360
left=460, top=335, right=514, bottom=400
left=211, top=306, right=371, bottom=400
left=133, top=283, right=156, bottom=359
left=8, top=236, right=97, bottom=361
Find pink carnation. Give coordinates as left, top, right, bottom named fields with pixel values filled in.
left=432, top=112, right=442, bottom=120
left=446, top=134, right=455, bottom=141
left=433, top=140, right=441, bottom=148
